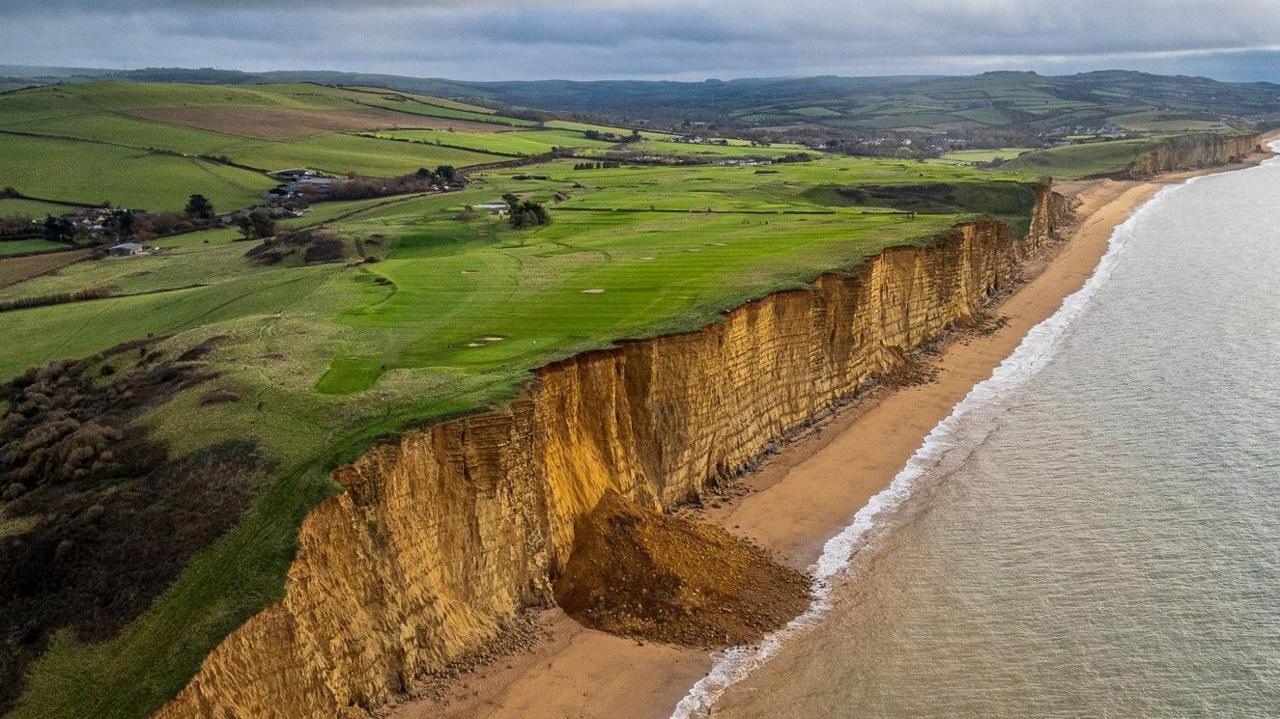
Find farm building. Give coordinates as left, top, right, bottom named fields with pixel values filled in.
left=107, top=242, right=147, bottom=257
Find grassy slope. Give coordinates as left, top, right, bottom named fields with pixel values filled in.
left=1000, top=137, right=1166, bottom=179
left=455, top=72, right=1274, bottom=139
left=0, top=198, right=78, bottom=217
left=590, top=139, right=813, bottom=159
left=0, top=82, right=518, bottom=211
left=331, top=86, right=537, bottom=127
left=0, top=240, right=66, bottom=256
left=214, top=134, right=503, bottom=176
left=0, top=133, right=275, bottom=210
left=936, top=147, right=1035, bottom=165
left=1108, top=110, right=1230, bottom=132
left=372, top=128, right=618, bottom=155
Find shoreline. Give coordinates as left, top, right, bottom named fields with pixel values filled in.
left=387, top=147, right=1276, bottom=719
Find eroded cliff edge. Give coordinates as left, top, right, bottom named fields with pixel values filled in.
left=147, top=181, right=1064, bottom=718
left=152, top=128, right=1263, bottom=716
left=1122, top=132, right=1261, bottom=179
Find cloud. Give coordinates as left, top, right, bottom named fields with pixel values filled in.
left=2, top=0, right=1279, bottom=81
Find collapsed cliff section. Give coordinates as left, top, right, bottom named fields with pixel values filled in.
left=1120, top=132, right=1262, bottom=179
left=553, top=490, right=810, bottom=648
left=151, top=183, right=1070, bottom=719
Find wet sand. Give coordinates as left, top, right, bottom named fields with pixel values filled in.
left=388, top=150, right=1275, bottom=719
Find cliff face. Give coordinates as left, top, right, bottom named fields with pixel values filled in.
left=1123, top=133, right=1261, bottom=179
left=153, top=184, right=1070, bottom=719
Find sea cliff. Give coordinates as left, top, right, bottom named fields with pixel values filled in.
left=1122, top=132, right=1261, bottom=179
left=155, top=128, right=1262, bottom=717
left=151, top=180, right=1069, bottom=718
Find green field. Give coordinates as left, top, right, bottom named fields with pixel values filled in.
left=340, top=86, right=500, bottom=114
left=336, top=87, right=538, bottom=127
left=580, top=139, right=814, bottom=159
left=1108, top=110, right=1228, bottom=132
left=0, top=133, right=276, bottom=210
left=0, top=198, right=78, bottom=217
left=0, top=79, right=1207, bottom=719
left=3, top=112, right=249, bottom=155
left=543, top=119, right=667, bottom=138
left=372, top=128, right=618, bottom=155
left=1001, top=138, right=1164, bottom=178
left=789, top=106, right=843, bottom=118
left=216, top=133, right=504, bottom=176
left=935, top=147, right=1036, bottom=165
left=0, top=239, right=66, bottom=256
left=0, top=82, right=530, bottom=212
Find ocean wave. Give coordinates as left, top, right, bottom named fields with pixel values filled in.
left=668, top=178, right=1195, bottom=719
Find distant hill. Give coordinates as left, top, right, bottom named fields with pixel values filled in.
left=7, top=66, right=1279, bottom=144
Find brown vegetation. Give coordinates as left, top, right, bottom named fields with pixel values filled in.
left=244, top=227, right=352, bottom=266
left=0, top=286, right=112, bottom=313
left=554, top=492, right=810, bottom=648
left=0, top=337, right=270, bottom=711
left=0, top=248, right=93, bottom=289
left=198, top=387, right=242, bottom=405
left=128, top=106, right=504, bottom=140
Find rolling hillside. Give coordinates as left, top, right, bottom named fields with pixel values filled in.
left=11, top=67, right=1276, bottom=141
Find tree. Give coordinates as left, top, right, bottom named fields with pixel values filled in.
left=108, top=209, right=136, bottom=239
left=435, top=165, right=458, bottom=184
left=236, top=209, right=276, bottom=240
left=184, top=193, right=215, bottom=220
left=507, top=198, right=551, bottom=229
left=42, top=215, right=75, bottom=243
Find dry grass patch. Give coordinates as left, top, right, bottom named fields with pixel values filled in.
left=0, top=249, right=93, bottom=290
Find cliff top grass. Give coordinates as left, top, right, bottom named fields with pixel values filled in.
left=0, top=80, right=1087, bottom=719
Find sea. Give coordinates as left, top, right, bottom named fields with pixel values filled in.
left=673, top=143, right=1280, bottom=718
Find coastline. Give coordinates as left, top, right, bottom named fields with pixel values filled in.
left=386, top=147, right=1277, bottom=719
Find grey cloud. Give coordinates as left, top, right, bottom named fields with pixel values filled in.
left=2, top=0, right=1279, bottom=81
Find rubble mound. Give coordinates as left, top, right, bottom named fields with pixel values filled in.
left=554, top=491, right=810, bottom=648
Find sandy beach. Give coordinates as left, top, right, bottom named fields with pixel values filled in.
left=388, top=147, right=1276, bottom=719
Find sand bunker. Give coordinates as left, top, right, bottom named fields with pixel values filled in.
left=554, top=491, right=810, bottom=648
left=581, top=288, right=605, bottom=294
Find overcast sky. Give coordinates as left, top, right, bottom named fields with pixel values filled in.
left=3, top=0, right=1280, bottom=82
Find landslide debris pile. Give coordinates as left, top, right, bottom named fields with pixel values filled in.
left=554, top=491, right=810, bottom=648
